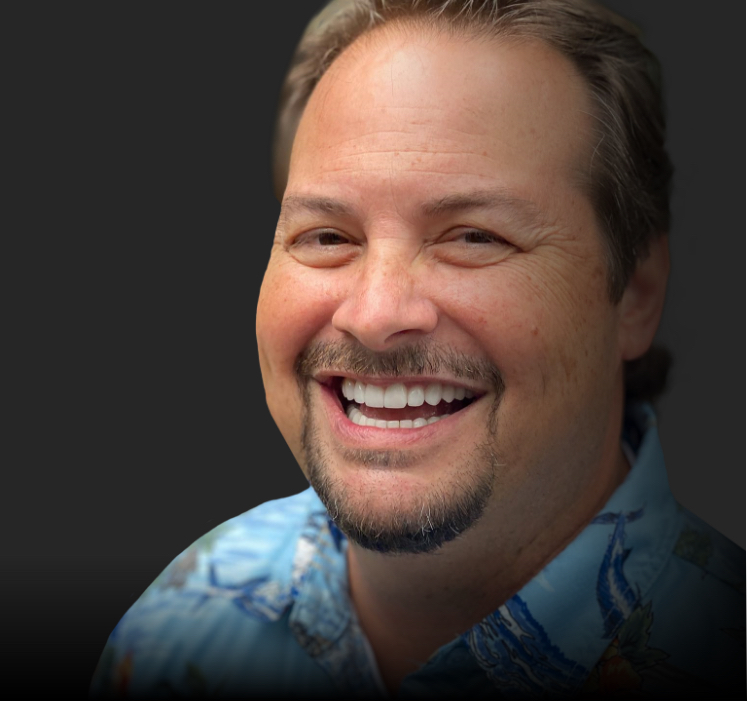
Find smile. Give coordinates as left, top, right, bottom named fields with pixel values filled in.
left=328, top=377, right=481, bottom=430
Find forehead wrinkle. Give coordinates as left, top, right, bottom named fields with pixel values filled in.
left=318, top=118, right=486, bottom=155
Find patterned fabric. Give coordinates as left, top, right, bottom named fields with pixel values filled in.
left=91, top=404, right=745, bottom=698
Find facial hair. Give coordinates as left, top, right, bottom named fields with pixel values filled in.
left=296, top=341, right=504, bottom=555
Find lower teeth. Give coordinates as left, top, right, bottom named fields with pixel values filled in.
left=345, top=404, right=444, bottom=428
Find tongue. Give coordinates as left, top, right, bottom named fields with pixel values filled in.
left=355, top=400, right=457, bottom=422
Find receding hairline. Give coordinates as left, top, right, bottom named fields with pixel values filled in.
left=316, top=14, right=585, bottom=90
left=291, top=20, right=599, bottom=205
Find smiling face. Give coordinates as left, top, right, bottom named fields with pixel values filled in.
left=257, top=26, right=632, bottom=554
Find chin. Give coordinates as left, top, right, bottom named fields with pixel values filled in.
left=302, top=421, right=499, bottom=555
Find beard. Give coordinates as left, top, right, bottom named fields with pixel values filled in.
left=296, top=341, right=504, bottom=555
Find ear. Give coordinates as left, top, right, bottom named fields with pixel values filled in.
left=618, top=235, right=670, bottom=361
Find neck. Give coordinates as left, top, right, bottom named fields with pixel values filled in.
left=346, top=443, right=630, bottom=693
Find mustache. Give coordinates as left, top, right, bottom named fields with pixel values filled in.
left=295, top=340, right=504, bottom=390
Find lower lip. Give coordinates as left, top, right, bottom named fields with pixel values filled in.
left=317, top=381, right=480, bottom=449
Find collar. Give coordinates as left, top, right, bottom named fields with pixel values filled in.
left=462, top=403, right=681, bottom=696
left=288, top=402, right=681, bottom=696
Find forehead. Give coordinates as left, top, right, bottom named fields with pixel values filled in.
left=288, top=26, right=594, bottom=210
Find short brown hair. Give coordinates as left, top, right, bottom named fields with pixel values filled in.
left=272, top=0, right=673, bottom=400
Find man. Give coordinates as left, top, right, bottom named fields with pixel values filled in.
left=92, top=1, right=744, bottom=697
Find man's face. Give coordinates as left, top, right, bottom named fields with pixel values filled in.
left=257, top=29, right=628, bottom=553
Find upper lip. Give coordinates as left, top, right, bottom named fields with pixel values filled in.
left=312, top=370, right=489, bottom=395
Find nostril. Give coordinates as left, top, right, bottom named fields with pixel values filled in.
left=330, top=281, right=439, bottom=351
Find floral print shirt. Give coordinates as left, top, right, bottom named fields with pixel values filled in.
left=91, top=404, right=745, bottom=698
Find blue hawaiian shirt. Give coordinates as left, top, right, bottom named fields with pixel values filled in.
left=91, top=404, right=745, bottom=698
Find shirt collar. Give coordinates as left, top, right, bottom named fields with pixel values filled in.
left=289, top=402, right=680, bottom=696
left=463, top=402, right=680, bottom=695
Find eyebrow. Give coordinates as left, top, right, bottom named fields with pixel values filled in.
left=419, top=189, right=545, bottom=227
left=278, top=196, right=357, bottom=226
left=279, top=188, right=546, bottom=227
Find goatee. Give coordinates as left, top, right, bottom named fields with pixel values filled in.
left=296, top=341, right=504, bottom=555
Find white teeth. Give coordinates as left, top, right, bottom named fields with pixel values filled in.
left=354, top=381, right=365, bottom=404
left=346, top=406, right=364, bottom=426
left=383, top=383, right=407, bottom=409
left=424, top=383, right=442, bottom=406
left=407, top=386, right=425, bottom=407
left=345, top=404, right=446, bottom=429
left=341, top=378, right=478, bottom=409
left=364, top=384, right=384, bottom=408
left=342, top=378, right=355, bottom=401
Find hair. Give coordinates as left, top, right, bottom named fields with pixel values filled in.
left=271, top=0, right=673, bottom=402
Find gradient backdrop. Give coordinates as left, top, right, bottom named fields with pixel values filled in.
left=6, top=2, right=743, bottom=698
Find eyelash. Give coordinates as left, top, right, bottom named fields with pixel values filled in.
left=293, top=229, right=506, bottom=246
left=286, top=225, right=513, bottom=269
left=293, top=230, right=352, bottom=247
left=452, top=229, right=507, bottom=245
left=316, top=231, right=350, bottom=246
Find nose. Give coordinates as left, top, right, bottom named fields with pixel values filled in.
left=331, top=242, right=438, bottom=351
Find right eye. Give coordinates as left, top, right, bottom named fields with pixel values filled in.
left=288, top=229, right=360, bottom=267
left=314, top=231, right=349, bottom=246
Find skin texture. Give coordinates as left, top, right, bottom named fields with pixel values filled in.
left=256, top=24, right=668, bottom=692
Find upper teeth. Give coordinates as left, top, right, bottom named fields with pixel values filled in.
left=341, top=379, right=475, bottom=408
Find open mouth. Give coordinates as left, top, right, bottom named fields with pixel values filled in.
left=325, top=376, right=481, bottom=429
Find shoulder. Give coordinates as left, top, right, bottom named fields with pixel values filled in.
left=146, top=487, right=326, bottom=610
left=91, top=488, right=335, bottom=698
left=641, top=504, right=745, bottom=696
left=670, top=507, right=744, bottom=588
left=655, top=505, right=744, bottom=645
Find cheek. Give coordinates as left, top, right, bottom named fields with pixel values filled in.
left=435, top=260, right=612, bottom=389
left=435, top=266, right=550, bottom=368
left=256, top=260, right=341, bottom=447
left=258, top=260, right=339, bottom=363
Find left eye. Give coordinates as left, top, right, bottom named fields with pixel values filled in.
left=457, top=229, right=506, bottom=244
left=432, top=228, right=513, bottom=267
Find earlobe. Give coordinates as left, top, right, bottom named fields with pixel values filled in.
left=618, top=235, right=670, bottom=361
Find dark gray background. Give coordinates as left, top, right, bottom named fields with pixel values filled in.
left=6, top=2, right=743, bottom=698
